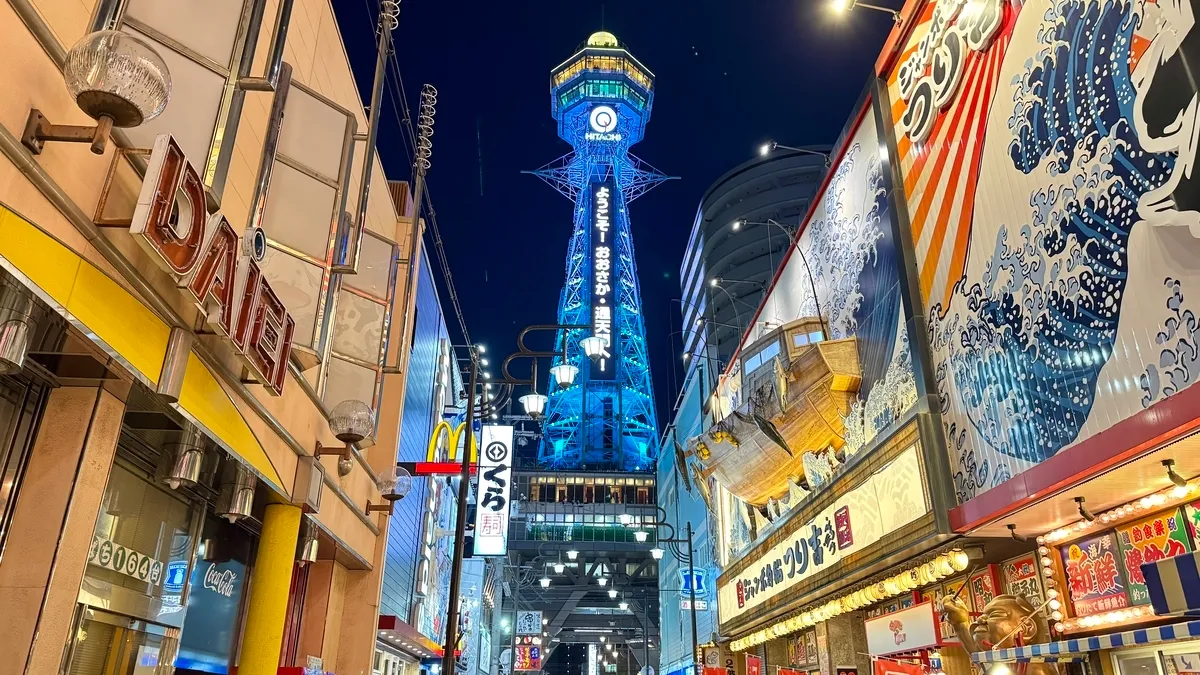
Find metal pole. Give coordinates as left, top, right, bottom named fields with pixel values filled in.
left=687, top=522, right=699, bottom=675
left=443, top=355, right=479, bottom=675
left=508, top=563, right=520, bottom=675
left=643, top=597, right=651, bottom=675
left=767, top=218, right=827, bottom=338
left=343, top=1, right=396, bottom=273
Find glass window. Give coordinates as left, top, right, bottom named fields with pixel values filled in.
left=0, top=375, right=49, bottom=559
left=67, top=608, right=175, bottom=675
left=84, top=462, right=196, bottom=613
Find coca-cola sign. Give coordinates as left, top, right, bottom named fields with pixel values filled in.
left=202, top=562, right=238, bottom=597
left=130, top=135, right=295, bottom=395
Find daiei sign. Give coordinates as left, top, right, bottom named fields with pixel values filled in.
left=131, top=135, right=296, bottom=395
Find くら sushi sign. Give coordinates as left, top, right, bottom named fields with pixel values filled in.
left=130, top=135, right=295, bottom=395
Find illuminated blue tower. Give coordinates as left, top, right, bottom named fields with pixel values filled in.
left=530, top=31, right=670, bottom=470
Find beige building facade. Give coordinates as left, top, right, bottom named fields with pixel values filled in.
left=0, top=0, right=423, bottom=673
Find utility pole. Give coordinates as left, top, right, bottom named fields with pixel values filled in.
left=687, top=522, right=699, bottom=675
left=442, top=354, right=479, bottom=675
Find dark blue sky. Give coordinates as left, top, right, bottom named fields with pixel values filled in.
left=331, top=0, right=892, bottom=425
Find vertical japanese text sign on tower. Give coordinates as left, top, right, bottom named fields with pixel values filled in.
left=590, top=178, right=617, bottom=380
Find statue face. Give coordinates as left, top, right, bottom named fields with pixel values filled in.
left=970, top=596, right=1040, bottom=649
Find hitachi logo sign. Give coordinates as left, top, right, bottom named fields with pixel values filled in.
left=585, top=131, right=623, bottom=142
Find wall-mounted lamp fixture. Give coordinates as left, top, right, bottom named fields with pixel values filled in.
left=296, top=519, right=319, bottom=565
left=215, top=461, right=256, bottom=523
left=317, top=399, right=374, bottom=476
left=161, top=427, right=207, bottom=490
left=22, top=31, right=171, bottom=156
left=366, top=466, right=413, bottom=515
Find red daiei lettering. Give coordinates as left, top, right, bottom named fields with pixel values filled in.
left=131, top=135, right=295, bottom=395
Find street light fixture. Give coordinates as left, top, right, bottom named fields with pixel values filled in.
left=650, top=547, right=664, bottom=560
left=633, top=530, right=649, bottom=543
left=597, top=577, right=608, bottom=587
left=520, top=393, right=548, bottom=418
left=608, top=588, right=618, bottom=599
left=550, top=363, right=579, bottom=389
left=579, top=336, right=608, bottom=361
left=567, top=549, right=579, bottom=561
left=759, top=141, right=833, bottom=167
left=829, top=0, right=903, bottom=22
left=540, top=576, right=551, bottom=588
left=23, top=30, right=172, bottom=156
left=553, top=560, right=566, bottom=574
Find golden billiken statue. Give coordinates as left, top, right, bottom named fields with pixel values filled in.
left=942, top=595, right=1057, bottom=675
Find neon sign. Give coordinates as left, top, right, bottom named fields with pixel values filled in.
left=590, top=180, right=615, bottom=379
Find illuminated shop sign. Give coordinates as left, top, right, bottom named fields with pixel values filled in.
left=586, top=105, right=622, bottom=142
left=718, top=446, right=928, bottom=622
left=894, top=0, right=1003, bottom=143
left=473, top=425, right=514, bottom=556
left=131, top=135, right=296, bottom=396
left=864, top=601, right=941, bottom=656
left=590, top=179, right=615, bottom=380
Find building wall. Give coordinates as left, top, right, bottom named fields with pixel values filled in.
left=658, top=365, right=719, bottom=674
left=380, top=251, right=448, bottom=621
left=679, top=153, right=827, bottom=366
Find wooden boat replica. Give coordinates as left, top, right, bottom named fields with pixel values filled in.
left=684, top=317, right=862, bottom=507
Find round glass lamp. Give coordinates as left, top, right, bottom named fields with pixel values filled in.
left=550, top=363, right=579, bottom=389
left=65, top=30, right=171, bottom=127
left=520, top=393, right=548, bottom=418
left=539, top=576, right=551, bottom=589
left=329, top=399, right=375, bottom=443
left=579, top=336, right=607, bottom=362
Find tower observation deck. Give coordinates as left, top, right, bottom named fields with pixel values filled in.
left=529, top=31, right=671, bottom=470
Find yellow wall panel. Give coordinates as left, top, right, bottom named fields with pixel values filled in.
left=178, top=352, right=285, bottom=491
left=0, top=207, right=82, bottom=306
left=66, top=264, right=169, bottom=385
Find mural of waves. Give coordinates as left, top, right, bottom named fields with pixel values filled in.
left=929, top=0, right=1177, bottom=500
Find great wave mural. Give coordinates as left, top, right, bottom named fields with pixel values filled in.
left=888, top=0, right=1200, bottom=501
left=756, top=113, right=919, bottom=459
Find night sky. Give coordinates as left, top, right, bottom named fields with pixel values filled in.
left=331, top=0, right=893, bottom=428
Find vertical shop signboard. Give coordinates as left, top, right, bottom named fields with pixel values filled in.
left=788, top=634, right=807, bottom=666
left=746, top=655, right=763, bottom=675
left=804, top=631, right=818, bottom=666
left=1002, top=554, right=1044, bottom=607
left=474, top=425, right=514, bottom=556
left=969, top=565, right=1001, bottom=610
left=1115, top=507, right=1193, bottom=605
left=1060, top=531, right=1131, bottom=616
left=514, top=646, right=542, bottom=671
left=515, top=611, right=543, bottom=635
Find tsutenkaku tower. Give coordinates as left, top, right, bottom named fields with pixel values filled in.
left=529, top=31, right=670, bottom=471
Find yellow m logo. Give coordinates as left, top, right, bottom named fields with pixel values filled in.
left=427, top=420, right=478, bottom=463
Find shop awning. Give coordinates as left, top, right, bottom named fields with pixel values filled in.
left=1144, top=552, right=1200, bottom=616
left=971, top=620, right=1200, bottom=663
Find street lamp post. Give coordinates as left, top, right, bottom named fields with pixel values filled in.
left=653, top=510, right=700, bottom=674
left=759, top=141, right=832, bottom=166
left=440, top=323, right=598, bottom=675
left=734, top=218, right=829, bottom=339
